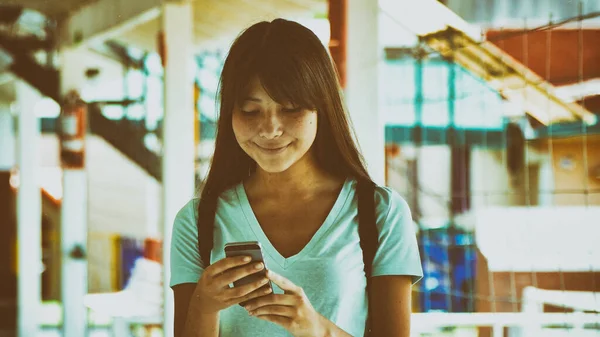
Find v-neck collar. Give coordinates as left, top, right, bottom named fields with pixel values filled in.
left=235, top=178, right=353, bottom=269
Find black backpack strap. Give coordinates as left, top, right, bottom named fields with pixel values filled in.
left=197, top=196, right=217, bottom=269
left=357, top=178, right=378, bottom=336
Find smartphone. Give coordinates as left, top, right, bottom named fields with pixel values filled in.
left=224, top=241, right=273, bottom=305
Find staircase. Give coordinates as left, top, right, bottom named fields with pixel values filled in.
left=1, top=33, right=217, bottom=183
left=87, top=104, right=162, bottom=181
left=40, top=108, right=217, bottom=185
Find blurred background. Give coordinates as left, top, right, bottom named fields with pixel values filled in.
left=0, top=0, right=599, bottom=336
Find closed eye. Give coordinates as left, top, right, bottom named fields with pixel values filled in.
left=241, top=109, right=260, bottom=115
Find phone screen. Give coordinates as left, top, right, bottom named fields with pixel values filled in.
left=224, top=241, right=273, bottom=302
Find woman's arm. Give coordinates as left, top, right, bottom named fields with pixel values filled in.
left=369, top=275, right=413, bottom=337
left=173, top=283, right=219, bottom=337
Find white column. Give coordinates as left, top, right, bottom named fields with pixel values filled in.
left=61, top=170, right=88, bottom=336
left=0, top=103, right=16, bottom=171
left=538, top=155, right=554, bottom=206
left=345, top=0, right=384, bottom=185
left=15, top=80, right=42, bottom=337
left=162, top=2, right=195, bottom=336
left=146, top=179, right=162, bottom=238
left=60, top=47, right=89, bottom=337
left=0, top=103, right=15, bottom=171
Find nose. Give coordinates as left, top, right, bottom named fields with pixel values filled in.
left=258, top=112, right=283, bottom=139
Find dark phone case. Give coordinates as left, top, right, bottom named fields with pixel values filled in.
left=225, top=247, right=268, bottom=287
left=224, top=245, right=273, bottom=306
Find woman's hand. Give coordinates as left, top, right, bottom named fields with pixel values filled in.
left=242, top=270, right=333, bottom=337
left=192, top=256, right=273, bottom=315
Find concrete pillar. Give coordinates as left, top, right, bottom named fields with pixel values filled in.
left=161, top=2, right=196, bottom=336
left=15, top=80, right=42, bottom=337
left=538, top=155, right=554, bottom=206
left=345, top=0, right=385, bottom=184
left=146, top=179, right=162, bottom=238
left=0, top=103, right=15, bottom=171
left=59, top=47, right=89, bottom=337
left=0, top=102, right=17, bottom=332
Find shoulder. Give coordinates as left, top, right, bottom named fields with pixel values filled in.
left=349, top=179, right=417, bottom=243
left=364, top=183, right=423, bottom=282
left=172, top=198, right=201, bottom=237
left=178, top=198, right=200, bottom=217
left=175, top=198, right=200, bottom=222
left=373, top=184, right=411, bottom=223
left=174, top=183, right=240, bottom=226
left=170, top=198, right=204, bottom=285
left=349, top=179, right=411, bottom=223
left=370, top=184, right=414, bottom=237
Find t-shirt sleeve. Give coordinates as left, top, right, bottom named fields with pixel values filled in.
left=169, top=198, right=205, bottom=288
left=371, top=186, right=423, bottom=284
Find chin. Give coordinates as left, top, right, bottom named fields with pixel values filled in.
left=247, top=144, right=312, bottom=174
left=255, top=160, right=295, bottom=174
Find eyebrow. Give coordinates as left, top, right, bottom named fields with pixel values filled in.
left=243, top=96, right=262, bottom=103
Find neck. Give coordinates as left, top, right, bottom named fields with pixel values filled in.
left=247, top=153, right=331, bottom=197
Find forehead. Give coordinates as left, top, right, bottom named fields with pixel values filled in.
left=240, top=77, right=282, bottom=104
left=242, top=77, right=268, bottom=97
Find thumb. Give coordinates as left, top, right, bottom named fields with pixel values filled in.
left=266, top=270, right=301, bottom=294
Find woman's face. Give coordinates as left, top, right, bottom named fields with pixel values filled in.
left=232, top=77, right=318, bottom=174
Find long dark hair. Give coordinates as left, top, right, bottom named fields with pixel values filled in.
left=197, top=18, right=372, bottom=263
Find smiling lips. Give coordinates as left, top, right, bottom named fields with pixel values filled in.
left=255, top=143, right=289, bottom=154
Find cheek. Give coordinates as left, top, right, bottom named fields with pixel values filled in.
left=232, top=114, right=252, bottom=141
left=301, top=114, right=318, bottom=139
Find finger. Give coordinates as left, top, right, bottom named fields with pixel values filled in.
left=254, top=314, right=291, bottom=328
left=243, top=294, right=297, bottom=311
left=249, top=305, right=297, bottom=318
left=234, top=285, right=273, bottom=307
left=224, top=277, right=270, bottom=300
left=215, top=262, right=265, bottom=286
left=206, top=256, right=252, bottom=277
left=235, top=284, right=274, bottom=305
left=266, top=270, right=301, bottom=294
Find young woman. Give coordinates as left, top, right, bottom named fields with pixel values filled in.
left=170, top=18, right=422, bottom=337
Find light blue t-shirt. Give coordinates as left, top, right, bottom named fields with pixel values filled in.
left=170, top=178, right=423, bottom=337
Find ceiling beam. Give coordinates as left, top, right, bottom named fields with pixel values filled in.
left=57, top=0, right=161, bottom=48
left=555, top=79, right=600, bottom=103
